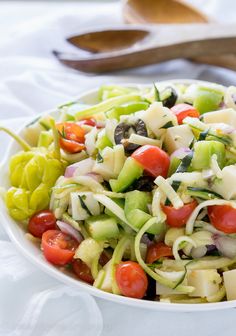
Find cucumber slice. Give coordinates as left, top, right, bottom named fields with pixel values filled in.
left=37, top=131, right=53, bottom=148
left=186, top=187, right=222, bottom=200
left=193, top=88, right=223, bottom=114
left=110, top=157, right=143, bottom=192
left=85, top=214, right=120, bottom=241
left=191, top=141, right=225, bottom=170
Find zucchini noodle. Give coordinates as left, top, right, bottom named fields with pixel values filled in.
left=134, top=217, right=194, bottom=293
left=172, top=236, right=197, bottom=260
left=185, top=199, right=236, bottom=235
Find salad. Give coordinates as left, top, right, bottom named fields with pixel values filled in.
left=3, top=81, right=236, bottom=304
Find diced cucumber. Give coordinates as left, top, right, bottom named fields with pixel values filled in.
left=85, top=214, right=120, bottom=241
left=193, top=88, right=223, bottom=114
left=109, top=157, right=143, bottom=192
left=96, top=129, right=113, bottom=150
left=37, top=131, right=53, bottom=148
left=168, top=157, right=181, bottom=177
left=106, top=102, right=149, bottom=120
left=125, top=190, right=151, bottom=214
left=191, top=141, right=225, bottom=170
left=74, top=238, right=103, bottom=268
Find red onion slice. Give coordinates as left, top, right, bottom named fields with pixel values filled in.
left=213, top=234, right=236, bottom=259
left=64, top=158, right=95, bottom=178
left=170, top=148, right=192, bottom=160
left=56, top=220, right=83, bottom=242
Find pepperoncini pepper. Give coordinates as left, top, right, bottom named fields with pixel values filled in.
left=1, top=119, right=67, bottom=221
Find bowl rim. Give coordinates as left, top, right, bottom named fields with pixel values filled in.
left=1, top=78, right=235, bottom=312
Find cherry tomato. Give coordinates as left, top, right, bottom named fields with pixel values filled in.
left=171, top=104, right=200, bottom=124
left=162, top=200, right=197, bottom=228
left=131, top=145, right=170, bottom=178
left=208, top=205, right=236, bottom=233
left=115, top=261, right=148, bottom=299
left=146, top=242, right=173, bottom=264
left=28, top=210, right=56, bottom=238
left=57, top=122, right=85, bottom=153
left=42, top=230, right=79, bottom=266
left=77, top=118, right=96, bottom=127
left=59, top=138, right=85, bottom=153
left=72, top=259, right=94, bottom=284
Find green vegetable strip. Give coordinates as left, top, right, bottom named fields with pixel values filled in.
left=0, top=126, right=31, bottom=151
left=75, top=94, right=142, bottom=120
left=110, top=235, right=131, bottom=294
left=134, top=217, right=194, bottom=293
left=49, top=118, right=61, bottom=160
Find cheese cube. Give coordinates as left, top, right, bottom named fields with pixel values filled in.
left=187, top=270, right=221, bottom=297
left=223, top=269, right=236, bottom=301
left=212, top=165, right=236, bottom=200
left=140, top=102, right=177, bottom=137
left=203, top=108, right=236, bottom=128
left=164, top=125, right=194, bottom=154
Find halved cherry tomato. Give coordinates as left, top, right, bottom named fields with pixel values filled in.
left=99, top=251, right=111, bottom=267
left=115, top=261, right=148, bottom=299
left=208, top=205, right=236, bottom=233
left=146, top=242, right=173, bottom=264
left=72, top=259, right=94, bottom=284
left=131, top=145, right=170, bottom=178
left=171, top=103, right=200, bottom=124
left=77, top=118, right=96, bottom=127
left=42, top=230, right=79, bottom=266
left=59, top=138, right=85, bottom=153
left=56, top=122, right=85, bottom=153
left=28, top=210, right=56, bottom=238
left=162, top=200, right=198, bottom=228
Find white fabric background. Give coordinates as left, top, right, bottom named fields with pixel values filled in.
left=1, top=1, right=236, bottom=335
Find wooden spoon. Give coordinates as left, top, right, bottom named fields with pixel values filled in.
left=53, top=24, right=236, bottom=73
left=122, top=0, right=236, bottom=70
left=122, top=0, right=208, bottom=24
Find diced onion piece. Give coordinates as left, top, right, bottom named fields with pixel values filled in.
left=213, top=234, right=236, bottom=259
left=56, top=220, right=83, bottom=242
left=154, top=176, right=184, bottom=209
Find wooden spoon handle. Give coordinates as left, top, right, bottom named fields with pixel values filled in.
left=54, top=36, right=236, bottom=73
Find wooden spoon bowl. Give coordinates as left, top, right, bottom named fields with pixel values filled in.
left=67, top=29, right=149, bottom=53
left=123, top=0, right=208, bottom=24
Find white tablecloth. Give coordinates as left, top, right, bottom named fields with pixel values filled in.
left=1, top=1, right=236, bottom=335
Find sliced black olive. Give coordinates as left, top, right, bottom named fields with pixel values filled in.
left=161, top=86, right=178, bottom=108
left=126, top=176, right=155, bottom=192
left=114, top=119, right=147, bottom=153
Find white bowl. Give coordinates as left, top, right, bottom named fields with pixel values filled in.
left=0, top=79, right=234, bottom=312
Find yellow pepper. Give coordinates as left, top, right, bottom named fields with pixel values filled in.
left=1, top=119, right=67, bottom=221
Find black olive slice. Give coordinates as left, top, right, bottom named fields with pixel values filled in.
left=114, top=119, right=147, bottom=153
left=161, top=86, right=178, bottom=108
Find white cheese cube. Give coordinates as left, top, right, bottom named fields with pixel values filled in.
left=140, top=102, right=177, bottom=137
left=223, top=269, right=236, bottom=301
left=203, top=108, right=236, bottom=128
left=212, top=165, right=236, bottom=200
left=187, top=270, right=221, bottom=297
left=164, top=125, right=194, bottom=154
